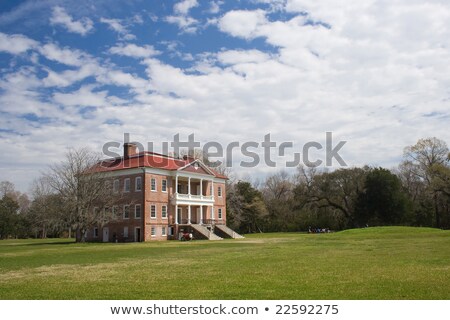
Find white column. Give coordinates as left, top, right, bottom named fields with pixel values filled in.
left=188, top=177, right=191, bottom=196
left=188, top=205, right=191, bottom=224
left=211, top=180, right=214, bottom=198
left=212, top=205, right=215, bottom=220
left=175, top=204, right=178, bottom=224
left=200, top=206, right=203, bottom=224
left=200, top=179, right=203, bottom=197
left=175, top=175, right=178, bottom=194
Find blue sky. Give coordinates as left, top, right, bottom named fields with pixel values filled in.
left=1, top=0, right=450, bottom=192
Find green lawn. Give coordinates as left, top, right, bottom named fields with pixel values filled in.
left=0, top=227, right=449, bottom=299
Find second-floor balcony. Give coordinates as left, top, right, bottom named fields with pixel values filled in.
left=170, top=192, right=215, bottom=204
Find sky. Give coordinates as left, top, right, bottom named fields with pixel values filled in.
left=1, top=0, right=450, bottom=192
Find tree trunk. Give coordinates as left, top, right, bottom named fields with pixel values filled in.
left=434, top=193, right=441, bottom=228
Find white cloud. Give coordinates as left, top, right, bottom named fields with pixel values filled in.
left=53, top=85, right=109, bottom=107
left=165, top=15, right=198, bottom=34
left=109, top=43, right=160, bottom=58
left=217, top=49, right=271, bottom=65
left=0, top=32, right=37, bottom=54
left=174, top=0, right=198, bottom=15
left=208, top=1, right=223, bottom=14
left=49, top=6, right=93, bottom=36
left=38, top=43, right=89, bottom=66
left=100, top=17, right=136, bottom=40
left=218, top=10, right=267, bottom=39
left=166, top=0, right=199, bottom=33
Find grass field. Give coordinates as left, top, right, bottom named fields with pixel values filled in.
left=0, top=226, right=449, bottom=299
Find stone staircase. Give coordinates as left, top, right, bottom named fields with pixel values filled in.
left=214, top=224, right=245, bottom=239
left=191, top=224, right=223, bottom=240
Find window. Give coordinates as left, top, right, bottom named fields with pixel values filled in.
left=124, top=226, right=128, bottom=238
left=124, top=178, right=130, bottom=192
left=150, top=205, right=156, bottom=219
left=112, top=206, right=118, bottom=219
left=151, top=178, right=156, bottom=191
left=218, top=208, right=223, bottom=219
left=135, top=204, right=141, bottom=219
left=151, top=227, right=156, bottom=237
left=161, top=227, right=167, bottom=236
left=135, top=177, right=142, bottom=191
left=94, top=227, right=99, bottom=238
left=218, top=186, right=222, bottom=197
left=168, top=226, right=174, bottom=236
left=162, top=179, right=167, bottom=192
left=123, top=205, right=130, bottom=219
left=113, top=179, right=119, bottom=193
left=162, top=205, right=167, bottom=219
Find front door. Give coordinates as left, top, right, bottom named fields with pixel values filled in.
left=135, top=227, right=141, bottom=242
left=102, top=227, right=109, bottom=242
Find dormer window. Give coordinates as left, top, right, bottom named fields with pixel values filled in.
left=193, top=162, right=199, bottom=170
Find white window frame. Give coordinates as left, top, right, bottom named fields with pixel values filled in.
left=218, top=208, right=223, bottom=219
left=162, top=179, right=167, bottom=192
left=124, top=226, right=128, bottom=238
left=151, top=178, right=156, bottom=191
left=161, top=205, right=167, bottom=219
left=112, top=206, right=118, bottom=219
left=151, top=227, right=156, bottom=237
left=150, top=205, right=156, bottom=219
left=123, top=205, right=130, bottom=219
left=135, top=177, right=142, bottom=192
left=113, top=179, right=119, bottom=193
left=161, top=226, right=167, bottom=236
left=124, top=178, right=130, bottom=192
left=135, top=204, right=141, bottom=219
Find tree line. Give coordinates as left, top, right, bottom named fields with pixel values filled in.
left=0, top=137, right=449, bottom=240
left=226, top=137, right=450, bottom=233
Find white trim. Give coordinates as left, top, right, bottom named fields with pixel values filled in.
left=150, top=178, right=157, bottom=192
left=161, top=205, right=168, bottom=219
left=161, top=226, right=167, bottom=236
left=161, top=179, right=168, bottom=192
left=123, top=205, right=130, bottom=219
left=134, top=204, right=141, bottom=219
left=113, top=179, right=120, bottom=193
left=123, top=226, right=129, bottom=238
left=135, top=177, right=142, bottom=192
left=150, top=204, right=156, bottom=219
left=134, top=227, right=141, bottom=242
left=151, top=226, right=156, bottom=237
left=177, top=159, right=216, bottom=176
left=124, top=178, right=130, bottom=192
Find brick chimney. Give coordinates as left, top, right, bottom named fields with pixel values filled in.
left=124, top=142, right=138, bottom=158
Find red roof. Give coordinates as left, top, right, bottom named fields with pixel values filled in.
left=94, top=152, right=228, bottom=179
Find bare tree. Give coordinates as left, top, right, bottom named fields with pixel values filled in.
left=402, top=137, right=449, bottom=227
left=44, top=148, right=122, bottom=242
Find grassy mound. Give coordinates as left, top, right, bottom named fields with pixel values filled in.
left=0, top=227, right=448, bottom=299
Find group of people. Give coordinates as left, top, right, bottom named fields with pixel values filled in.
left=308, top=227, right=331, bottom=233
left=179, top=232, right=193, bottom=241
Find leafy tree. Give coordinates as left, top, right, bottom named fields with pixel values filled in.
left=0, top=195, right=20, bottom=239
left=297, top=167, right=370, bottom=228
left=227, top=181, right=268, bottom=233
left=355, top=168, right=411, bottom=225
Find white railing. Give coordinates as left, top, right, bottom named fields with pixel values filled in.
left=172, top=193, right=214, bottom=201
